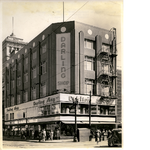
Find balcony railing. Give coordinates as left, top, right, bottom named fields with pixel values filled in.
left=110, top=50, right=117, bottom=56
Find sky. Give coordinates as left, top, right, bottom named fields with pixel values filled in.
left=1, top=0, right=123, bottom=69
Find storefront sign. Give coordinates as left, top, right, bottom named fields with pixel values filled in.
left=68, top=95, right=90, bottom=103
left=6, top=106, right=19, bottom=112
left=56, top=33, right=70, bottom=92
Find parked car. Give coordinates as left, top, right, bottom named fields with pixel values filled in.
left=108, top=128, right=122, bottom=147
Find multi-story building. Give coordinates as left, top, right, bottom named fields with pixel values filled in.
left=3, top=21, right=118, bottom=138
left=117, top=69, right=122, bottom=124
left=2, top=32, right=27, bottom=132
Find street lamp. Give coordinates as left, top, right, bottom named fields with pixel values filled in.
left=73, top=97, right=78, bottom=142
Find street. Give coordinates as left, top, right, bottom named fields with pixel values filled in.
left=3, top=137, right=109, bottom=149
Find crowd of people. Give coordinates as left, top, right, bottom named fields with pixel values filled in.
left=94, top=129, right=112, bottom=144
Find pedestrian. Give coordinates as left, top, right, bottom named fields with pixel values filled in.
left=95, top=130, right=100, bottom=144
left=42, top=129, right=46, bottom=141
left=38, top=129, right=42, bottom=142
left=102, top=129, right=105, bottom=141
left=50, top=130, right=54, bottom=140
left=13, top=129, right=15, bottom=139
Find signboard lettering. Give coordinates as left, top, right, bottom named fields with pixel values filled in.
left=56, top=33, right=70, bottom=91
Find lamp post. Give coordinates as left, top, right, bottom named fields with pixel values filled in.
left=73, top=97, right=78, bottom=142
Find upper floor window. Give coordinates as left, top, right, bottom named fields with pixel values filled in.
left=24, top=72, right=28, bottom=82
left=84, top=79, right=94, bottom=95
left=32, top=67, right=36, bottom=78
left=17, top=94, right=21, bottom=104
left=41, top=44, right=46, bottom=54
left=11, top=96, right=14, bottom=106
left=32, top=87, right=36, bottom=100
left=24, top=57, right=28, bottom=65
left=11, top=80, right=14, bottom=88
left=40, top=83, right=46, bottom=97
left=102, top=44, right=110, bottom=53
left=41, top=61, right=47, bottom=74
left=32, top=51, right=37, bottom=59
left=84, top=56, right=95, bottom=71
left=84, top=39, right=94, bottom=49
left=17, top=77, right=21, bottom=86
left=24, top=90, right=28, bottom=102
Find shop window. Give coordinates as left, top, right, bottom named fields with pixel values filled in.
left=84, top=56, right=95, bottom=71
left=41, top=61, right=47, bottom=75
left=108, top=106, right=115, bottom=115
left=32, top=67, right=36, bottom=79
left=84, top=79, right=94, bottom=95
left=41, top=44, right=46, bottom=54
left=84, top=39, right=94, bottom=49
left=10, top=113, right=14, bottom=120
left=51, top=104, right=60, bottom=114
left=91, top=105, right=97, bottom=114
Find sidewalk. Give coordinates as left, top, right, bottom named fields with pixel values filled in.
left=3, top=135, right=108, bottom=146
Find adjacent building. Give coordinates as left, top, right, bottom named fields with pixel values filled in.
left=3, top=21, right=118, bottom=137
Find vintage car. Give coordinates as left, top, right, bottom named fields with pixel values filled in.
left=108, top=128, right=122, bottom=147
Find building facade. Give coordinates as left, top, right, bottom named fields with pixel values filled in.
left=3, top=21, right=118, bottom=137
left=117, top=69, right=122, bottom=124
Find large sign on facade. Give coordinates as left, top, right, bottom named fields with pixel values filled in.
left=56, top=33, right=70, bottom=92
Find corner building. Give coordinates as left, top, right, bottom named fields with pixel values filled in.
left=3, top=21, right=118, bottom=137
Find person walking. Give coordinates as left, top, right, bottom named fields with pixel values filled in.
left=42, top=129, right=46, bottom=141
left=95, top=130, right=100, bottom=144
left=50, top=130, right=54, bottom=140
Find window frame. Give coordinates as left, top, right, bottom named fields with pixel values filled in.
left=84, top=56, right=95, bottom=71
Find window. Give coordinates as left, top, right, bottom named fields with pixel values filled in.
left=6, top=114, right=8, bottom=121
left=32, top=67, right=36, bottom=78
left=32, top=51, right=37, bottom=59
left=24, top=91, right=28, bottom=102
left=17, top=94, right=21, bottom=104
left=24, top=57, right=28, bottom=64
left=11, top=80, right=14, bottom=88
left=101, top=64, right=109, bottom=74
left=11, top=96, right=14, bottom=106
left=10, top=113, right=14, bottom=120
left=102, top=44, right=110, bottom=53
left=17, top=77, right=21, bottom=86
left=91, top=105, right=97, bottom=114
left=84, top=79, right=94, bottom=95
left=7, top=83, right=9, bottom=91
left=101, top=86, right=109, bottom=97
left=84, top=39, right=94, bottom=49
left=24, top=72, right=28, bottom=82
left=40, top=83, right=46, bottom=97
left=84, top=56, right=95, bottom=71
left=23, top=112, right=25, bottom=118
left=41, top=61, right=47, bottom=74
left=41, top=44, right=46, bottom=53
left=32, top=87, right=36, bottom=100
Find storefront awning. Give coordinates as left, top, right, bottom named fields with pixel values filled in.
left=62, top=121, right=119, bottom=125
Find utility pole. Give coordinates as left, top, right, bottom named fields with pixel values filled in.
left=73, top=97, right=78, bottom=142
left=63, top=2, right=64, bottom=22
left=89, top=91, right=91, bottom=129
